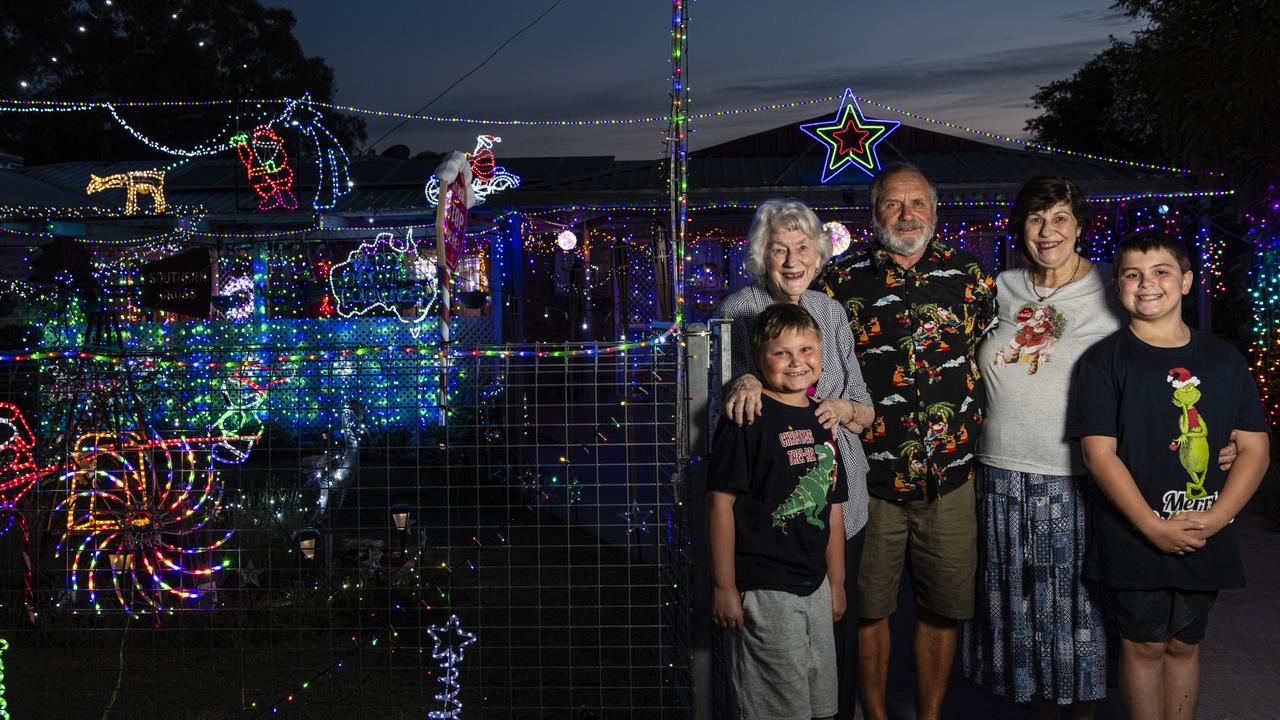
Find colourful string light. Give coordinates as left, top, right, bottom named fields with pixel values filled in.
left=1246, top=186, right=1280, bottom=421
left=0, top=638, right=8, bottom=720
left=0, top=324, right=677, bottom=367
left=825, top=221, right=852, bottom=256
left=1, top=92, right=1224, bottom=174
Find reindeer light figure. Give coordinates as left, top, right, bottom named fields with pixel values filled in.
left=85, top=170, right=168, bottom=214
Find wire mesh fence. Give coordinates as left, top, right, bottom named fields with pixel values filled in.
left=0, top=332, right=690, bottom=719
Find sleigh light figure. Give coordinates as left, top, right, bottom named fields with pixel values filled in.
left=425, top=135, right=521, bottom=207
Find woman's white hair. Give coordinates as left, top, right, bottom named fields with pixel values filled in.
left=743, top=198, right=831, bottom=282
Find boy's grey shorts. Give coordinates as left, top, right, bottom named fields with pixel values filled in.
left=724, top=577, right=838, bottom=719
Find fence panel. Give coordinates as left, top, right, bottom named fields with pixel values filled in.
left=0, top=333, right=689, bottom=719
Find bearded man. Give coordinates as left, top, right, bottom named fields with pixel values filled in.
left=819, top=163, right=997, bottom=720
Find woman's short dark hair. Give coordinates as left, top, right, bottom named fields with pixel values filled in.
left=1009, top=176, right=1091, bottom=263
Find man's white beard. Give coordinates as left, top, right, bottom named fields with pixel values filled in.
left=876, top=220, right=934, bottom=257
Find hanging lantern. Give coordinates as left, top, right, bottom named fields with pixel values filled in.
left=825, top=221, right=852, bottom=256
left=557, top=229, right=578, bottom=251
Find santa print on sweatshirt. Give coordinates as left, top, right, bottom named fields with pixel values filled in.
left=707, top=395, right=846, bottom=596
left=1067, top=327, right=1270, bottom=590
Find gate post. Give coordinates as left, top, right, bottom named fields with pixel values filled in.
left=683, top=322, right=713, bottom=719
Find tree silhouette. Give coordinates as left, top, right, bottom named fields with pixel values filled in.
left=1, top=0, right=366, bottom=163
left=1025, top=0, right=1280, bottom=193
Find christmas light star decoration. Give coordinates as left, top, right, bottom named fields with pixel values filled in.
left=425, top=614, right=476, bottom=719
left=361, top=547, right=383, bottom=574
left=800, top=88, right=900, bottom=182
left=238, top=558, right=261, bottom=588
left=619, top=501, right=653, bottom=536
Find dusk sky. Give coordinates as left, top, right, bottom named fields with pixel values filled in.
left=269, top=1, right=1142, bottom=160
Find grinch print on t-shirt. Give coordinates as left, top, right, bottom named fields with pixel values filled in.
left=770, top=427, right=838, bottom=531
left=1167, top=367, right=1211, bottom=504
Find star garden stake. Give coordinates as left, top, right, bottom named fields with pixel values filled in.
left=425, top=615, right=476, bottom=719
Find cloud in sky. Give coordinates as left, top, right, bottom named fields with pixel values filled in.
left=275, top=1, right=1136, bottom=159
left=1058, top=8, right=1136, bottom=27
left=718, top=39, right=1114, bottom=101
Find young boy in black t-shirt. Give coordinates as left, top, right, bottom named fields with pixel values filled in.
left=708, top=302, right=847, bottom=719
left=1068, top=232, right=1270, bottom=720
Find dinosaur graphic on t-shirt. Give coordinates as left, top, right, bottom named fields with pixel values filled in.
left=771, top=441, right=837, bottom=531
left=1167, top=367, right=1210, bottom=499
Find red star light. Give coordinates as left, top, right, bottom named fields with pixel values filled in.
left=800, top=88, right=900, bottom=182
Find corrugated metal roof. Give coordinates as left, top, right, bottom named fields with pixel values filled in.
left=0, top=168, right=90, bottom=207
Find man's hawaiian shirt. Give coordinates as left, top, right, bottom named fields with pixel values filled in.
left=820, top=241, right=997, bottom=500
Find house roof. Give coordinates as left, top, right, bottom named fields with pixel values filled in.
left=0, top=119, right=1225, bottom=231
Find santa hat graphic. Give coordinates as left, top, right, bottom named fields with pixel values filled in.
left=1167, top=367, right=1201, bottom=388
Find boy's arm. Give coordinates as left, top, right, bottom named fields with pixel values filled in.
left=826, top=502, right=846, bottom=622
left=1081, top=435, right=1207, bottom=555
left=1183, top=430, right=1270, bottom=538
left=708, top=489, right=744, bottom=630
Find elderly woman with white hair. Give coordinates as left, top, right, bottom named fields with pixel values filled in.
left=716, top=197, right=875, bottom=720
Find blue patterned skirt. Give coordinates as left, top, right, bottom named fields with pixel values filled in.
left=961, top=464, right=1107, bottom=704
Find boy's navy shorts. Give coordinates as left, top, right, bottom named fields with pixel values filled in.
left=1111, top=587, right=1218, bottom=644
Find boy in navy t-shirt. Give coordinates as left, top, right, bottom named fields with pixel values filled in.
left=708, top=302, right=847, bottom=719
left=1068, top=232, right=1270, bottom=720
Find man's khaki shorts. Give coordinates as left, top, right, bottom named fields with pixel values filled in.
left=857, top=479, right=977, bottom=620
